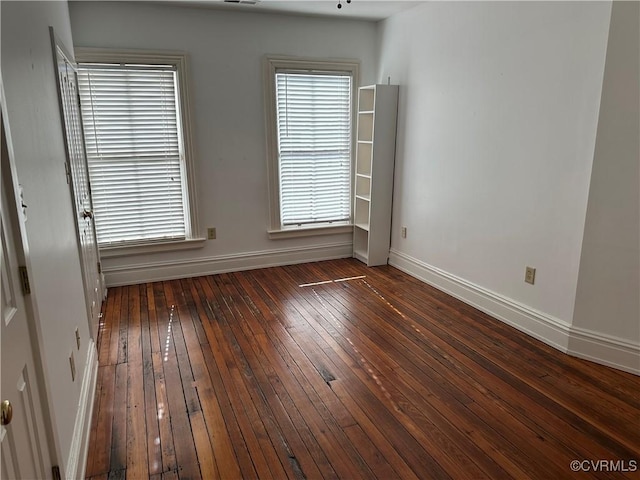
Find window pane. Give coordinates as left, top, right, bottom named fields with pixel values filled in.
left=275, top=72, right=351, bottom=226
left=77, top=65, right=186, bottom=245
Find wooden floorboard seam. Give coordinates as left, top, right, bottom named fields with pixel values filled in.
left=85, top=259, right=640, bottom=480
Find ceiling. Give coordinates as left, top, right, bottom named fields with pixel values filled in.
left=169, top=0, right=422, bottom=21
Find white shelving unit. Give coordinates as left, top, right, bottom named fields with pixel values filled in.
left=353, top=84, right=398, bottom=266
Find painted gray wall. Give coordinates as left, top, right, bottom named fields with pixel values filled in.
left=573, top=1, right=640, bottom=346
left=69, top=1, right=378, bottom=280
left=1, top=1, right=92, bottom=474
left=377, top=1, right=611, bottom=326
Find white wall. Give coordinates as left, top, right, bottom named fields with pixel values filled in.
left=376, top=2, right=636, bottom=369
left=69, top=1, right=377, bottom=285
left=1, top=0, right=96, bottom=475
left=571, top=2, right=640, bottom=366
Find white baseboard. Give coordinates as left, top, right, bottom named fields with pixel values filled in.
left=388, top=250, right=572, bottom=351
left=568, top=327, right=640, bottom=375
left=389, top=249, right=639, bottom=376
left=66, top=340, right=98, bottom=480
left=103, top=242, right=353, bottom=287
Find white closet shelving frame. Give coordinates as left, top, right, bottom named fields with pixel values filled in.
left=353, top=84, right=398, bottom=266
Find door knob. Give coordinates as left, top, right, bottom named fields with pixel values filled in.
left=82, top=209, right=93, bottom=220
left=1, top=400, right=12, bottom=426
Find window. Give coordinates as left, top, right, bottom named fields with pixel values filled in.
left=264, top=56, right=359, bottom=238
left=76, top=49, right=199, bottom=252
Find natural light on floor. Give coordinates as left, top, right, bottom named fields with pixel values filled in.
left=306, top=277, right=398, bottom=411
left=163, top=305, right=176, bottom=363
left=298, top=275, right=366, bottom=288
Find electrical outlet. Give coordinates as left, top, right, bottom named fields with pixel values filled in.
left=525, top=266, right=536, bottom=285
left=75, top=327, right=81, bottom=350
left=401, top=226, right=407, bottom=238
left=207, top=227, right=216, bottom=240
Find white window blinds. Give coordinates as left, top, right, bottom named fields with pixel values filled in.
left=275, top=72, right=352, bottom=226
left=77, top=64, right=187, bottom=246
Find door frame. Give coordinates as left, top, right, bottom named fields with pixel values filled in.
left=0, top=72, right=61, bottom=477
left=49, top=27, right=106, bottom=341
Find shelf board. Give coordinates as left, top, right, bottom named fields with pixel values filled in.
left=358, top=110, right=374, bottom=115
left=355, top=194, right=371, bottom=202
left=356, top=173, right=371, bottom=179
left=354, top=222, right=370, bottom=232
left=357, top=140, right=373, bottom=144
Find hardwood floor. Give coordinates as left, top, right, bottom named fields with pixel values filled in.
left=85, top=259, right=639, bottom=479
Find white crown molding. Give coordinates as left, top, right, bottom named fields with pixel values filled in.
left=389, top=249, right=639, bottom=376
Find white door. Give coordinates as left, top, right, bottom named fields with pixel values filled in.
left=51, top=31, right=104, bottom=340
left=1, top=112, right=54, bottom=479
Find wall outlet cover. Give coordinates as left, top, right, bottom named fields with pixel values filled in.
left=525, top=266, right=536, bottom=285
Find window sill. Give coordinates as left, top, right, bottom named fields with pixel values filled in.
left=268, top=224, right=353, bottom=240
left=99, top=238, right=207, bottom=258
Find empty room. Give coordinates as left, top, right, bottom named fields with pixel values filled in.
left=1, top=0, right=638, bottom=479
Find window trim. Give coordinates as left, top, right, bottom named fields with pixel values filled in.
left=75, top=47, right=202, bottom=254
left=263, top=55, right=359, bottom=239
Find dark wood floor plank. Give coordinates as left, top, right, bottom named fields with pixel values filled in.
left=160, top=470, right=178, bottom=480
left=173, top=281, right=239, bottom=479
left=206, top=272, right=340, bottom=480
left=106, top=286, right=122, bottom=366
left=86, top=365, right=115, bottom=477
left=146, top=283, right=161, bottom=355
left=152, top=351, right=177, bottom=473
left=109, top=363, right=127, bottom=473
left=190, top=279, right=261, bottom=478
left=185, top=277, right=281, bottom=480
left=106, top=469, right=125, bottom=480
left=160, top=283, right=200, bottom=476
left=335, top=269, right=639, bottom=462
left=306, top=277, right=569, bottom=476
left=161, top=346, right=199, bottom=475
left=274, top=268, right=492, bottom=479
left=125, top=285, right=150, bottom=479
left=188, top=409, right=219, bottom=480
left=196, top=275, right=284, bottom=480
left=151, top=282, right=168, bottom=355
left=365, top=262, right=640, bottom=405
left=221, top=271, right=379, bottom=480
left=193, top=277, right=270, bottom=480
left=180, top=278, right=209, bottom=346
left=87, top=474, right=108, bottom=480
left=243, top=268, right=452, bottom=480
left=87, top=259, right=640, bottom=480
left=280, top=266, right=490, bottom=476
left=229, top=272, right=358, bottom=431
left=85, top=362, right=103, bottom=478
left=356, top=267, right=640, bottom=450
left=311, top=271, right=619, bottom=474
left=201, top=274, right=314, bottom=478
left=116, top=286, right=129, bottom=365
left=97, top=289, right=114, bottom=366
left=342, top=423, right=404, bottom=480
left=140, top=284, right=163, bottom=476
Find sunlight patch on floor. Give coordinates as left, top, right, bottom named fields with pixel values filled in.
left=362, top=279, right=427, bottom=339
left=299, top=275, right=366, bottom=288
left=310, top=284, right=398, bottom=410
left=163, top=305, right=175, bottom=362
